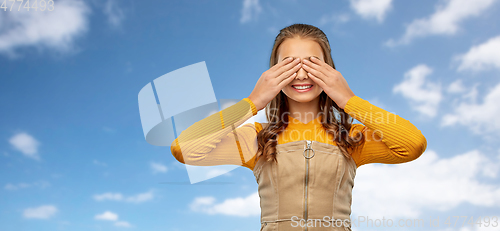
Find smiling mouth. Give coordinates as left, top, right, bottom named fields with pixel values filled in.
left=292, top=85, right=313, bottom=90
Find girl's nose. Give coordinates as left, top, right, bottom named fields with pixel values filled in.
left=295, top=62, right=308, bottom=80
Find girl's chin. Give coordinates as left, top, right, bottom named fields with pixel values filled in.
left=288, top=93, right=321, bottom=102
left=283, top=89, right=322, bottom=99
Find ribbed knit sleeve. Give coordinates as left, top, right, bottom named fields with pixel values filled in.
left=344, top=96, right=427, bottom=168
left=170, top=98, right=260, bottom=170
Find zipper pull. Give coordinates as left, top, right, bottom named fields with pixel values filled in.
left=304, top=140, right=315, bottom=159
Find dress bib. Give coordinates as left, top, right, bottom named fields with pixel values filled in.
left=253, top=140, right=356, bottom=231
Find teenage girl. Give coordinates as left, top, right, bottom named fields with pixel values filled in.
left=171, top=23, right=427, bottom=231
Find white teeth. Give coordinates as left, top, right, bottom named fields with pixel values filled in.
left=293, top=85, right=312, bottom=90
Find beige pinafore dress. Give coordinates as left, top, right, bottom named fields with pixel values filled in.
left=253, top=140, right=357, bottom=231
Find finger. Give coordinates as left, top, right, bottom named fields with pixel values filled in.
left=273, top=58, right=301, bottom=78
left=302, top=62, right=328, bottom=81
left=276, top=61, right=302, bottom=83
left=278, top=72, right=297, bottom=89
left=303, top=58, right=328, bottom=78
left=307, top=72, right=327, bottom=89
left=270, top=57, right=298, bottom=73
left=274, top=57, right=294, bottom=68
left=309, top=56, right=336, bottom=72
left=268, top=57, right=293, bottom=75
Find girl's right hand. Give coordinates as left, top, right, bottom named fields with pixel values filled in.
left=248, top=57, right=302, bottom=111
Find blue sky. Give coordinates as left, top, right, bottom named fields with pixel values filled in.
left=1, top=0, right=500, bottom=230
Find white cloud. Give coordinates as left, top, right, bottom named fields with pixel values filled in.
left=93, top=190, right=154, bottom=203
left=95, top=211, right=118, bottom=221
left=125, top=190, right=154, bottom=203
left=93, top=192, right=124, bottom=201
left=190, top=192, right=260, bottom=217
left=441, top=82, right=500, bottom=136
left=103, top=0, right=125, bottom=28
left=385, top=0, right=498, bottom=47
left=5, top=183, right=30, bottom=190
left=393, top=64, right=442, bottom=117
left=95, top=211, right=133, bottom=228
left=0, top=0, right=91, bottom=58
left=353, top=149, right=500, bottom=220
left=349, top=0, right=393, bottom=23
left=461, top=83, right=480, bottom=103
left=447, top=79, right=467, bottom=94
left=23, top=205, right=58, bottom=219
left=93, top=159, right=107, bottom=167
left=102, top=126, right=116, bottom=133
left=205, top=169, right=232, bottom=178
left=114, top=221, right=132, bottom=228
left=150, top=162, right=168, bottom=174
left=8, top=132, right=41, bottom=160
left=319, top=13, right=351, bottom=26
left=4, top=180, right=50, bottom=190
left=453, top=35, right=500, bottom=72
left=240, top=0, right=262, bottom=24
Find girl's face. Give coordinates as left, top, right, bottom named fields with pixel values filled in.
left=277, top=37, right=324, bottom=103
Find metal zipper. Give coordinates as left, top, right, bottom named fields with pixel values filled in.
left=303, top=140, right=314, bottom=231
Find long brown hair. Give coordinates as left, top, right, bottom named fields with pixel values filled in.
left=255, top=23, right=365, bottom=164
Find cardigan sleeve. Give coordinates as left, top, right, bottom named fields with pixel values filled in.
left=344, top=95, right=427, bottom=168
left=170, top=98, right=261, bottom=170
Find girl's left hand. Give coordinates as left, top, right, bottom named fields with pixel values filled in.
left=301, top=56, right=356, bottom=109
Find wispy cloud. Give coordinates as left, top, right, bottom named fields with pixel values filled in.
left=385, top=0, right=499, bottom=47
left=95, top=211, right=118, bottom=221
left=0, top=0, right=91, bottom=58
left=23, top=205, right=58, bottom=219
left=150, top=161, right=168, bottom=174
left=125, top=190, right=154, bottom=203
left=441, top=82, right=500, bottom=136
left=102, top=126, right=116, bottom=133
left=453, top=35, right=500, bottom=72
left=4, top=180, right=50, bottom=190
left=8, top=132, right=41, bottom=160
left=93, top=159, right=108, bottom=167
left=103, top=0, right=125, bottom=28
left=447, top=79, right=467, bottom=94
left=349, top=0, right=393, bottom=23
left=393, top=64, right=442, bottom=118
left=353, top=149, right=500, bottom=219
left=189, top=192, right=260, bottom=217
left=93, top=192, right=123, bottom=201
left=205, top=168, right=232, bottom=178
left=318, top=13, right=351, bottom=30
left=240, top=0, right=262, bottom=24
left=93, top=190, right=154, bottom=203
left=95, top=211, right=133, bottom=228
left=114, top=221, right=132, bottom=228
